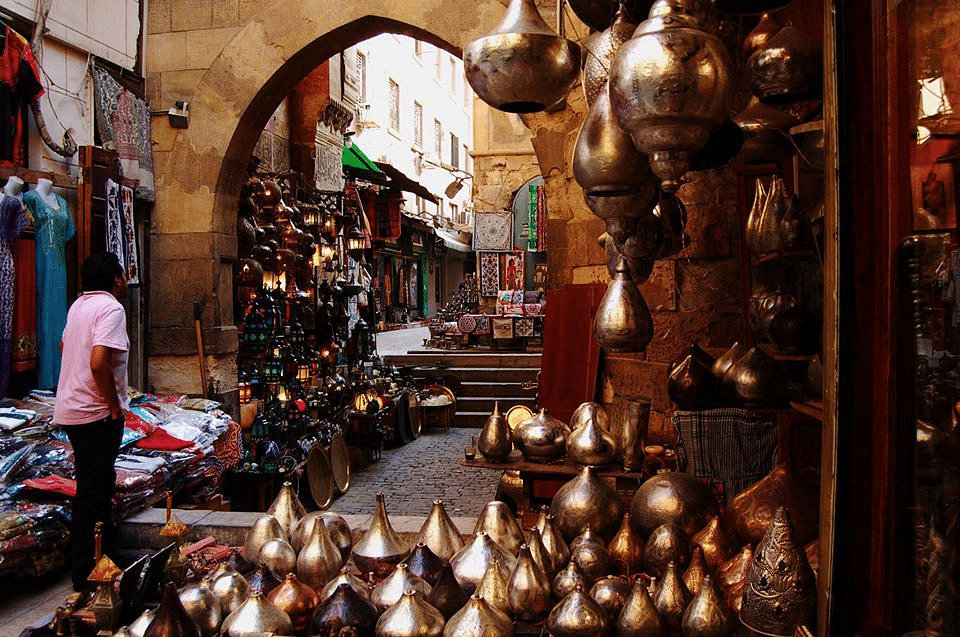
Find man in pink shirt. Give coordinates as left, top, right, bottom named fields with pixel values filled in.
left=54, top=251, right=128, bottom=592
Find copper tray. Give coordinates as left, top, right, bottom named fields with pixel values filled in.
left=328, top=432, right=351, bottom=494
left=307, top=445, right=334, bottom=510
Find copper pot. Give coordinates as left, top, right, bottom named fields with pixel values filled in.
left=267, top=573, right=319, bottom=634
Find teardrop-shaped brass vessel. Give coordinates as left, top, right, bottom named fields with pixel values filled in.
left=570, top=527, right=614, bottom=585
left=552, top=560, right=586, bottom=601
left=653, top=561, right=691, bottom=634
left=312, top=582, right=378, bottom=636
left=403, top=542, right=447, bottom=586
left=618, top=577, right=662, bottom=637
left=507, top=544, right=552, bottom=621
left=375, top=589, right=445, bottom=637
left=450, top=531, right=518, bottom=594
left=321, top=567, right=371, bottom=602
left=478, top=402, right=513, bottom=463
left=244, top=515, right=285, bottom=561
left=267, top=573, right=319, bottom=634
left=589, top=575, right=631, bottom=620
left=297, top=510, right=343, bottom=588
left=582, top=4, right=638, bottom=106
left=566, top=402, right=619, bottom=466
left=428, top=563, right=470, bottom=619
left=127, top=609, right=156, bottom=637
left=266, top=481, right=306, bottom=536
left=145, top=582, right=200, bottom=637
left=711, top=341, right=749, bottom=383
left=608, top=512, right=644, bottom=575
left=630, top=471, right=719, bottom=537
left=371, top=563, right=432, bottom=613
left=551, top=466, right=624, bottom=542
left=643, top=523, right=691, bottom=578
left=353, top=493, right=410, bottom=577
left=247, top=562, right=282, bottom=595
left=681, top=574, right=733, bottom=637
left=442, top=594, right=514, bottom=637
left=257, top=538, right=297, bottom=577
left=743, top=13, right=781, bottom=58
left=473, top=501, right=525, bottom=555
left=536, top=509, right=571, bottom=575
left=748, top=25, right=822, bottom=105
left=321, top=511, right=354, bottom=563
left=475, top=559, right=511, bottom=614
left=721, top=464, right=821, bottom=548
left=691, top=516, right=731, bottom=572
left=291, top=511, right=321, bottom=552
left=683, top=545, right=707, bottom=596
left=526, top=527, right=555, bottom=578
left=593, top=255, right=654, bottom=352
left=416, top=500, right=465, bottom=562
left=668, top=352, right=718, bottom=410
left=513, top=408, right=570, bottom=462
left=715, top=545, right=753, bottom=615
left=547, top=584, right=610, bottom=637
left=221, top=591, right=292, bottom=637
left=178, top=579, right=222, bottom=637
left=210, top=564, right=251, bottom=615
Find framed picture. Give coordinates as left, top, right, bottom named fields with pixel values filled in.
left=912, top=162, right=958, bottom=231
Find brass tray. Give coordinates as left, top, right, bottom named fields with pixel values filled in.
left=328, top=432, right=351, bottom=494
left=307, top=444, right=334, bottom=510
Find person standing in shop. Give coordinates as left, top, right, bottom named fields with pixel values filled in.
left=53, top=251, right=128, bottom=592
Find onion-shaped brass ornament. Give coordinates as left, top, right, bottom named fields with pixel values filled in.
left=416, top=500, right=465, bottom=562
left=258, top=538, right=297, bottom=577
left=553, top=560, right=587, bottom=601
left=474, top=559, right=511, bottom=615
left=266, top=481, right=306, bottom=536
left=691, top=516, right=731, bottom=572
left=428, top=563, right=470, bottom=619
left=353, top=493, right=410, bottom=577
left=681, top=574, right=733, bottom=637
left=536, top=510, right=571, bottom=575
left=715, top=545, right=752, bottom=615
left=244, top=515, right=285, bottom=561
left=450, top=532, right=518, bottom=594
left=653, top=561, right=691, bottom=634
left=513, top=408, right=570, bottom=462
left=734, top=97, right=797, bottom=163
left=724, top=344, right=789, bottom=408
left=221, top=591, right=292, bottom=637
left=321, top=567, right=371, bottom=602
left=375, top=589, right=445, bottom=637
left=748, top=25, right=822, bottom=105
left=630, top=471, right=719, bottom=537
left=683, top=545, right=707, bottom=596
left=711, top=341, right=749, bottom=383
left=739, top=508, right=816, bottom=636
left=179, top=580, right=222, bottom=637
left=743, top=12, right=781, bottom=58
left=297, top=512, right=343, bottom=588
left=721, top=465, right=820, bottom=547
left=583, top=4, right=639, bottom=106
left=321, top=511, right=355, bottom=563
left=643, top=523, right=691, bottom=577
left=404, top=542, right=446, bottom=587
left=608, top=512, right=644, bottom=575
left=618, top=578, right=662, bottom=637
left=478, top=402, right=513, bottom=463
left=570, top=527, right=615, bottom=585
left=442, top=594, right=514, bottom=637
left=464, top=0, right=581, bottom=114
left=524, top=527, right=554, bottom=579
left=590, top=575, right=631, bottom=619
left=247, top=562, right=282, bottom=595
left=145, top=583, right=201, bottom=637
left=371, top=563, right=432, bottom=613
left=507, top=544, right=552, bottom=621
left=609, top=0, right=732, bottom=192
left=210, top=564, right=251, bottom=615
left=127, top=609, right=156, bottom=637
left=474, top=501, right=525, bottom=556
left=593, top=255, right=654, bottom=353
left=547, top=584, right=610, bottom=637
left=566, top=403, right=619, bottom=466
left=312, top=582, right=378, bottom=637
left=668, top=351, right=718, bottom=410
left=290, top=510, right=320, bottom=552
left=267, top=573, right=319, bottom=634
left=552, top=466, right=624, bottom=542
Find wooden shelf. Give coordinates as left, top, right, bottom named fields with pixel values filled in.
left=755, top=249, right=819, bottom=264
left=790, top=399, right=824, bottom=422
left=790, top=120, right=824, bottom=136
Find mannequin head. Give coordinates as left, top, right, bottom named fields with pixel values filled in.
left=35, top=177, right=53, bottom=196
left=3, top=176, right=23, bottom=197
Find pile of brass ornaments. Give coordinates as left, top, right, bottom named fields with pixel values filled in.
left=668, top=340, right=789, bottom=410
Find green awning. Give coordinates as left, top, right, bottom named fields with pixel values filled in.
left=342, top=143, right=383, bottom=174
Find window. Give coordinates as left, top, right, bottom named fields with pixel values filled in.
left=450, top=133, right=460, bottom=169
left=356, top=51, right=367, bottom=103
left=450, top=203, right=459, bottom=224
left=464, top=76, right=471, bottom=107
left=463, top=144, right=470, bottom=173
left=433, top=119, right=442, bottom=159
left=435, top=49, right=443, bottom=82
left=449, top=58, right=458, bottom=95
left=438, top=199, right=445, bottom=218
left=414, top=40, right=422, bottom=59
left=413, top=102, right=423, bottom=148
left=388, top=79, right=400, bottom=132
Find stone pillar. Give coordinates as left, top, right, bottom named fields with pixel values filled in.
left=289, top=64, right=331, bottom=180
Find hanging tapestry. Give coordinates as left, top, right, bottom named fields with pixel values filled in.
left=474, top=210, right=513, bottom=251
left=500, top=251, right=525, bottom=291
left=0, top=27, right=43, bottom=168
left=120, top=185, right=140, bottom=286
left=528, top=182, right=539, bottom=252
left=93, top=66, right=155, bottom=201
left=105, top=179, right=125, bottom=272
left=537, top=184, right=547, bottom=250
left=515, top=318, right=535, bottom=338
left=479, top=252, right=500, bottom=297
left=375, top=189, right=403, bottom=240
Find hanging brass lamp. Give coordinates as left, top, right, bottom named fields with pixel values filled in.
left=464, top=0, right=581, bottom=113
left=609, top=0, right=733, bottom=192
left=593, top=255, right=654, bottom=352
left=583, top=3, right=639, bottom=106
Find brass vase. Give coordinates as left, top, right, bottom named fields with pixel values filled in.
left=221, top=591, right=292, bottom=637
left=583, top=3, right=639, bottom=106
left=353, top=493, right=410, bottom=577
left=210, top=564, right=251, bottom=615
left=608, top=512, right=644, bottom=575
left=371, top=563, right=432, bottom=613
left=428, top=563, right=470, bottom=619
left=416, top=500, right=465, bottom=562
left=593, top=255, right=654, bottom=353
left=551, top=466, right=624, bottom=542
left=450, top=532, right=518, bottom=594
left=748, top=25, right=822, bottom=105
left=566, top=403, right=619, bottom=466
left=609, top=396, right=651, bottom=471
left=475, top=559, right=511, bottom=614
left=442, top=594, right=514, bottom=637
left=653, top=561, right=692, bottom=635
left=609, top=0, right=732, bottom=192
left=690, top=516, right=731, bottom=573
left=618, top=578, right=662, bottom=637
left=321, top=567, right=371, bottom=602
left=536, top=510, right=571, bottom=575
left=257, top=538, right=297, bottom=577
left=513, top=408, right=570, bottom=462
left=643, top=523, right=691, bottom=578
left=312, top=582, right=379, bottom=637
left=463, top=0, right=581, bottom=113
left=570, top=527, right=614, bottom=585
left=507, top=544, right=552, bottom=621
left=683, top=545, right=707, bottom=596
left=681, top=575, right=732, bottom=637
left=553, top=560, right=587, bottom=601
left=478, top=402, right=513, bottom=463
left=739, top=508, right=816, bottom=636
left=375, top=590, right=445, bottom=637
left=526, top=527, right=555, bottom=578
left=590, top=575, right=631, bottom=619
left=473, top=501, right=525, bottom=556
left=715, top=546, right=753, bottom=615
left=321, top=511, right=354, bottom=563
left=404, top=542, right=446, bottom=586
left=297, top=512, right=343, bottom=588
left=721, top=464, right=820, bottom=547
left=178, top=580, right=222, bottom=637
left=630, top=471, right=719, bottom=537
left=247, top=562, right=282, bottom=595
left=546, top=584, right=610, bottom=637
left=244, top=514, right=285, bottom=561
left=266, top=481, right=306, bottom=536
left=267, top=573, right=320, bottom=634
left=145, top=583, right=200, bottom=637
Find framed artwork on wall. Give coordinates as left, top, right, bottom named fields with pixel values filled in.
left=912, top=162, right=958, bottom=231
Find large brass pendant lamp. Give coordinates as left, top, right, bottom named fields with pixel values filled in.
left=464, top=0, right=581, bottom=113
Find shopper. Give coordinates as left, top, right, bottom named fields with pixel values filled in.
left=54, top=251, right=129, bottom=591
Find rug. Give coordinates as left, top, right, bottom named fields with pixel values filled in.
left=479, top=253, right=500, bottom=297
left=474, top=210, right=514, bottom=251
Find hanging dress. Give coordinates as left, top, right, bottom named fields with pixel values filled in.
left=0, top=194, right=27, bottom=397
left=24, top=190, right=74, bottom=389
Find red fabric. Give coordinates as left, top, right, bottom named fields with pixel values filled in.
left=212, top=421, right=242, bottom=471
left=0, top=28, right=44, bottom=167
left=135, top=427, right=192, bottom=451
left=23, top=475, right=76, bottom=497
left=10, top=237, right=35, bottom=371
left=123, top=410, right=154, bottom=435
left=376, top=189, right=403, bottom=240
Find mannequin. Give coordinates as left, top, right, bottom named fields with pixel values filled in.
left=3, top=176, right=23, bottom=199
left=0, top=176, right=29, bottom=397
left=24, top=179, right=74, bottom=389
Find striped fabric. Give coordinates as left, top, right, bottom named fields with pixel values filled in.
left=673, top=408, right=778, bottom=505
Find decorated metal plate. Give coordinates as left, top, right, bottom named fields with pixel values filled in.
left=307, top=445, right=334, bottom=510
left=505, top=404, right=535, bottom=433
left=328, top=432, right=351, bottom=494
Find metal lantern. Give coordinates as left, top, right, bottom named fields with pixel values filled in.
left=609, top=0, right=732, bottom=193
left=464, top=0, right=581, bottom=113
left=347, top=226, right=366, bottom=256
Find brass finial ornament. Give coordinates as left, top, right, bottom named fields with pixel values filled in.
left=473, top=501, right=525, bottom=556
left=416, top=500, right=465, bottom=562
left=464, top=0, right=581, bottom=113
left=609, top=0, right=732, bottom=192
left=352, top=493, right=410, bottom=577
left=593, top=255, right=654, bottom=352
left=546, top=583, right=610, bottom=637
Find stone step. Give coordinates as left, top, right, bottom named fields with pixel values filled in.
left=458, top=381, right=534, bottom=398
left=455, top=412, right=499, bottom=428
left=408, top=367, right=539, bottom=383
left=457, top=396, right=537, bottom=414
left=386, top=352, right=542, bottom=368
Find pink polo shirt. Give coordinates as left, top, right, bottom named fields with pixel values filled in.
left=53, top=291, right=129, bottom=425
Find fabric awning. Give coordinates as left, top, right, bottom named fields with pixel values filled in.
left=374, top=161, right=438, bottom=204
left=341, top=143, right=438, bottom=204
left=342, top=143, right=383, bottom=175
left=435, top=228, right=473, bottom=253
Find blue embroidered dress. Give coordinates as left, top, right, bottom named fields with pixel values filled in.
left=24, top=190, right=74, bottom=389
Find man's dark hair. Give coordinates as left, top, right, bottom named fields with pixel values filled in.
left=81, top=252, right=123, bottom=293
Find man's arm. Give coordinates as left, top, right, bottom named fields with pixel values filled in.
left=90, top=345, right=123, bottom=420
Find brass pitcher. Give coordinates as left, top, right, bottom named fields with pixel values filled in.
left=507, top=544, right=552, bottom=621
left=442, top=594, right=514, bottom=637
left=296, top=510, right=343, bottom=588
left=375, top=590, right=445, bottom=637
left=178, top=580, right=222, bottom=637
left=546, top=584, right=610, bottom=637
left=536, top=510, right=571, bottom=575
left=551, top=466, right=624, bottom=542
left=145, top=583, right=200, bottom=637
left=371, top=563, right=432, bottom=613
left=618, top=578, right=662, bottom=637
left=266, top=481, right=306, bottom=536
left=643, top=523, right=691, bottom=578
left=553, top=560, right=587, bottom=601
left=608, top=512, right=644, bottom=575
left=353, top=493, right=410, bottom=577
left=210, top=564, right=251, bottom=615
left=683, top=546, right=707, bottom=596
left=321, top=567, right=371, bottom=602
left=691, top=516, right=731, bottom=572
left=582, top=3, right=638, bottom=106
left=566, top=403, right=619, bottom=467
left=681, top=574, right=732, bottom=637
left=589, top=575, right=631, bottom=620
left=653, top=561, right=691, bottom=635
left=244, top=514, right=285, bottom=561
left=473, top=501, right=525, bottom=556
left=312, top=582, right=378, bottom=637
left=428, top=563, right=470, bottom=619
left=570, top=527, right=614, bottom=585
left=416, top=500, right=465, bottom=562
left=404, top=542, right=447, bottom=586
left=593, top=255, right=654, bottom=353
left=220, top=591, right=292, bottom=637
left=450, top=532, right=517, bottom=594
left=630, top=471, right=719, bottom=537
left=257, top=538, right=297, bottom=577
left=475, top=559, right=511, bottom=615
left=267, top=573, right=319, bottom=634
left=478, top=402, right=513, bottom=463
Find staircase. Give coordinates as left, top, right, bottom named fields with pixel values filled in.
left=384, top=351, right=540, bottom=427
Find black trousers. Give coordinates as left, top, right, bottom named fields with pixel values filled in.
left=65, top=417, right=123, bottom=591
